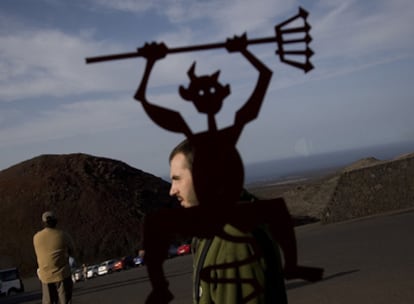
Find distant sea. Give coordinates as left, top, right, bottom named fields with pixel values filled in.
left=244, top=141, right=414, bottom=185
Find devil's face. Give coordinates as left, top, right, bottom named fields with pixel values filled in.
left=179, top=63, right=230, bottom=115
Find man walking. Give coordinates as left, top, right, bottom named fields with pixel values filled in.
left=33, top=211, right=75, bottom=304
left=168, top=139, right=288, bottom=303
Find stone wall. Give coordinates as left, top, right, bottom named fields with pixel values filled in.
left=322, top=155, right=414, bottom=223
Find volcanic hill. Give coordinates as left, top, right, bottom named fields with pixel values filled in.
left=0, top=153, right=178, bottom=276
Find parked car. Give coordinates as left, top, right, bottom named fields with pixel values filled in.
left=72, top=268, right=84, bottom=282
left=133, top=256, right=144, bottom=267
left=97, top=259, right=116, bottom=276
left=113, top=259, right=123, bottom=272
left=177, top=244, right=191, bottom=256
left=167, top=244, right=179, bottom=258
left=86, top=265, right=99, bottom=279
left=113, top=256, right=135, bottom=272
left=0, top=268, right=24, bottom=297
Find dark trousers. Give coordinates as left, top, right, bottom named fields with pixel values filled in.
left=42, top=276, right=73, bottom=304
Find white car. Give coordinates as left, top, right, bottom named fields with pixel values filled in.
left=97, top=259, right=116, bottom=276
left=0, top=268, right=24, bottom=296
left=72, top=268, right=84, bottom=282
left=86, top=265, right=99, bottom=278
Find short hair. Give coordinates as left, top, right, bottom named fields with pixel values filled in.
left=169, top=139, right=194, bottom=171
left=42, top=211, right=57, bottom=228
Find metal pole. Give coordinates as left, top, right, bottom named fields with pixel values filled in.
left=85, top=36, right=277, bottom=64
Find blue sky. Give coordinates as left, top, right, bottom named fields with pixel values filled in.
left=1, top=0, right=414, bottom=178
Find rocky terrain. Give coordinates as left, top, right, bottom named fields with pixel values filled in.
left=248, top=152, right=414, bottom=224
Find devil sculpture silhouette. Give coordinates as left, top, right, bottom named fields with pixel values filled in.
left=86, top=7, right=323, bottom=304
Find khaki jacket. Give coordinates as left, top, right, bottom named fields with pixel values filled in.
left=33, top=227, right=74, bottom=283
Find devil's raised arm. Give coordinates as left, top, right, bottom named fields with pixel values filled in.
left=134, top=43, right=192, bottom=137
left=234, top=47, right=272, bottom=128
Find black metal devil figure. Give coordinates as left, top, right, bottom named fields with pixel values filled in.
left=87, top=7, right=323, bottom=303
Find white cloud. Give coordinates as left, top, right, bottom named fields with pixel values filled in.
left=0, top=96, right=142, bottom=147
left=0, top=28, right=136, bottom=102
left=313, top=0, right=414, bottom=59
left=89, top=0, right=296, bottom=35
left=88, top=0, right=155, bottom=13
left=212, top=0, right=295, bottom=34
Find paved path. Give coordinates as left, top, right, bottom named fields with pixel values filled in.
left=5, top=209, right=414, bottom=303
left=287, top=208, right=414, bottom=304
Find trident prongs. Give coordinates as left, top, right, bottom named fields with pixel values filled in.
left=274, top=7, right=314, bottom=73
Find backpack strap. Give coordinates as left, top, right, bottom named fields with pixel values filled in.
left=194, top=238, right=213, bottom=304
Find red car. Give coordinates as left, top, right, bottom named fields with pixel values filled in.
left=113, top=259, right=124, bottom=272
left=113, top=256, right=135, bottom=271
left=177, top=244, right=191, bottom=256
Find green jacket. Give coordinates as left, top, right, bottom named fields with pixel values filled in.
left=193, top=224, right=287, bottom=304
